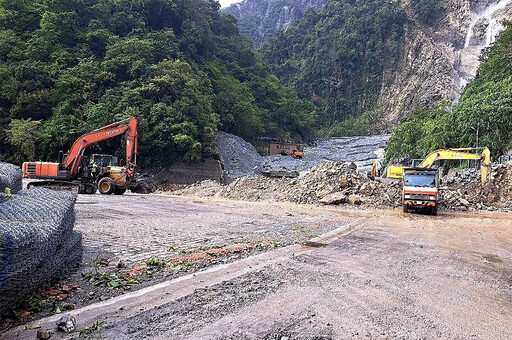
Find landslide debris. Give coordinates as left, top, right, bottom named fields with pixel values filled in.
left=217, top=131, right=263, bottom=183
left=174, top=161, right=402, bottom=208
left=439, top=164, right=512, bottom=211
left=172, top=161, right=512, bottom=213
left=258, top=135, right=389, bottom=175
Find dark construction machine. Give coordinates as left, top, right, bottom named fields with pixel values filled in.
left=22, top=117, right=138, bottom=195
left=269, top=142, right=304, bottom=158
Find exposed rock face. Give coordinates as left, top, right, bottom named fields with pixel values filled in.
left=376, top=0, right=512, bottom=124
left=223, top=0, right=329, bottom=48
left=378, top=26, right=458, bottom=123
left=226, top=0, right=512, bottom=125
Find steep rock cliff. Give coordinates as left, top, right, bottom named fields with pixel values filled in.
left=380, top=0, right=512, bottom=123
left=251, top=0, right=512, bottom=129
left=223, top=0, right=329, bottom=48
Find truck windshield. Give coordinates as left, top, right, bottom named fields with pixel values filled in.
left=404, top=174, right=436, bottom=187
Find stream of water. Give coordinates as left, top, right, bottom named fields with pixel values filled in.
left=457, top=0, right=512, bottom=91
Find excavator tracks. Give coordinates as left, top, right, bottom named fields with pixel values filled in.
left=27, top=181, right=97, bottom=194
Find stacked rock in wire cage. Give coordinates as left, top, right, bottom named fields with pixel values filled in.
left=0, top=162, right=82, bottom=316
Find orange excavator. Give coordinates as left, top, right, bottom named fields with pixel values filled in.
left=22, top=117, right=138, bottom=195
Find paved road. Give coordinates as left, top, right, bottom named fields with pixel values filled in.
left=94, top=208, right=512, bottom=339
left=4, top=197, right=511, bottom=339
left=74, top=194, right=353, bottom=264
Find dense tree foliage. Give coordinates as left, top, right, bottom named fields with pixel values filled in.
left=410, top=0, right=446, bottom=27
left=385, top=22, right=512, bottom=161
left=0, top=0, right=317, bottom=165
left=322, top=110, right=385, bottom=137
left=260, top=0, right=407, bottom=130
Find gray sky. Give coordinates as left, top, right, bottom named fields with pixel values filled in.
left=219, top=0, right=240, bottom=8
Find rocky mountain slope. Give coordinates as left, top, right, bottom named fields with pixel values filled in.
left=236, top=0, right=512, bottom=129
left=222, top=0, right=329, bottom=48
left=379, top=0, right=512, bottom=123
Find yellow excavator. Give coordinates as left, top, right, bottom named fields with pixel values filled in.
left=383, top=147, right=491, bottom=185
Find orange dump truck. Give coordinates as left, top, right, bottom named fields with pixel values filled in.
left=402, top=168, right=439, bottom=215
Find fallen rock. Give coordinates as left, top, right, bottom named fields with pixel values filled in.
left=339, top=176, right=349, bottom=188
left=347, top=194, right=362, bottom=205
left=319, top=192, right=346, bottom=205
left=37, top=329, right=51, bottom=339
left=316, top=183, right=333, bottom=198
left=56, top=314, right=76, bottom=333
left=131, top=178, right=158, bottom=194
left=261, top=168, right=299, bottom=178
left=460, top=198, right=470, bottom=206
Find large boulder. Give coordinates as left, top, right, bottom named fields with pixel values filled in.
left=319, top=192, right=346, bottom=205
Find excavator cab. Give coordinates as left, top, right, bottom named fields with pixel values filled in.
left=90, top=154, right=118, bottom=167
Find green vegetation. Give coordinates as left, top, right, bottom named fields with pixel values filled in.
left=410, top=0, right=446, bottom=27
left=0, top=0, right=316, bottom=165
left=260, top=0, right=407, bottom=133
left=386, top=22, right=512, bottom=161
left=322, top=111, right=385, bottom=137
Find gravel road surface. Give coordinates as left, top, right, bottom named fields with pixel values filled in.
left=3, top=195, right=511, bottom=339
left=74, top=193, right=352, bottom=264
left=89, top=205, right=512, bottom=339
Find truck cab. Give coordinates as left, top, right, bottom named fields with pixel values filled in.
left=402, top=168, right=439, bottom=215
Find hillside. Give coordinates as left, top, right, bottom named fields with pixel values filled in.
left=0, top=0, right=317, bottom=166
left=222, top=0, right=328, bottom=48
left=259, top=0, right=512, bottom=134
left=386, top=21, right=512, bottom=160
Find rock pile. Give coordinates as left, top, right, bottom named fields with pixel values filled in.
left=175, top=161, right=403, bottom=208
left=257, top=135, right=389, bottom=176
left=217, top=131, right=263, bottom=183
left=439, top=164, right=512, bottom=212
left=174, top=160, right=512, bottom=213
left=442, top=167, right=482, bottom=185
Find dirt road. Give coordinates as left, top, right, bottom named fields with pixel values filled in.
left=4, top=195, right=512, bottom=339
left=91, top=208, right=512, bottom=339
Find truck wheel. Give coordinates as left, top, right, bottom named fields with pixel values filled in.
left=431, top=206, right=438, bottom=216
left=113, top=187, right=127, bottom=195
left=98, top=178, right=114, bottom=194
left=402, top=204, right=408, bottom=213
left=78, top=184, right=86, bottom=194
left=85, top=185, right=96, bottom=194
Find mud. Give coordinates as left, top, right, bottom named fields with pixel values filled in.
left=91, top=209, right=512, bottom=339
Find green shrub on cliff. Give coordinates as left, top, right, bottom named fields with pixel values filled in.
left=260, top=0, right=407, bottom=128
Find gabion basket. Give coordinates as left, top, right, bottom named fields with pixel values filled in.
left=0, top=177, right=82, bottom=316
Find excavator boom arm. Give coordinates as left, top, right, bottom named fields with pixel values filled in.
left=64, top=117, right=138, bottom=176
left=418, top=147, right=491, bottom=185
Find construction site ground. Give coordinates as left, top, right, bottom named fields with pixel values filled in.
left=3, top=193, right=512, bottom=339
